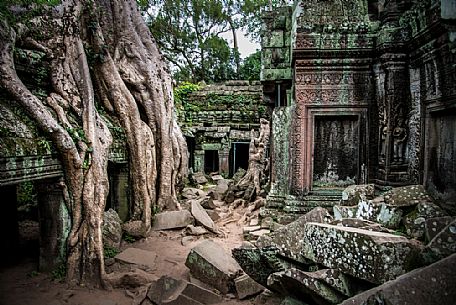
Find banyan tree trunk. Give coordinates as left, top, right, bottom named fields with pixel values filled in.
left=0, top=0, right=187, bottom=287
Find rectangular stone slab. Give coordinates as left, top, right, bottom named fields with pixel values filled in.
left=301, top=223, right=422, bottom=284
left=185, top=240, right=243, bottom=294
left=151, top=210, right=194, bottom=231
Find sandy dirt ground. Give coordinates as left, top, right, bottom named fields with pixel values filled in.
left=0, top=206, right=258, bottom=305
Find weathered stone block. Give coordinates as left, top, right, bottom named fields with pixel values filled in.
left=182, top=187, right=206, bottom=200
left=234, top=274, right=265, bottom=299
left=267, top=268, right=345, bottom=305
left=341, top=184, right=375, bottom=206
left=256, top=207, right=332, bottom=263
left=333, top=205, right=358, bottom=219
left=102, top=208, right=122, bottom=250
left=197, top=196, right=216, bottom=209
left=301, top=223, right=423, bottom=284
left=152, top=210, right=194, bottom=231
left=185, top=240, right=243, bottom=294
left=424, top=216, right=454, bottom=242
left=192, top=172, right=208, bottom=185
left=330, top=218, right=392, bottom=234
left=191, top=200, right=217, bottom=232
left=422, top=219, right=456, bottom=264
left=232, top=247, right=288, bottom=287
left=383, top=185, right=432, bottom=207
left=115, top=248, right=158, bottom=270
left=404, top=201, right=447, bottom=239
left=339, top=253, right=456, bottom=305
left=145, top=275, right=223, bottom=305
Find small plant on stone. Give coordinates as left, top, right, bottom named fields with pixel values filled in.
left=123, top=232, right=136, bottom=243
left=27, top=270, right=39, bottom=278
left=51, top=263, right=66, bottom=282
left=103, top=245, right=119, bottom=259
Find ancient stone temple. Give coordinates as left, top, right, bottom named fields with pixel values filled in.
left=264, top=0, right=456, bottom=221
left=178, top=81, right=271, bottom=177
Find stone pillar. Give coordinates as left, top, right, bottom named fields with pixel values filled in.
left=194, top=150, right=204, bottom=173
left=1, top=185, right=19, bottom=262
left=219, top=149, right=229, bottom=176
left=36, top=179, right=70, bottom=272
left=378, top=54, right=411, bottom=184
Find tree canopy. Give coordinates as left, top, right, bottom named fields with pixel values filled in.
left=141, top=0, right=284, bottom=83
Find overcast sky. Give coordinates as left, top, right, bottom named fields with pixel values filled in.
left=221, top=30, right=260, bottom=59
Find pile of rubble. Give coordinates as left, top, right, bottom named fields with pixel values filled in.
left=103, top=180, right=455, bottom=305
left=232, top=184, right=456, bottom=305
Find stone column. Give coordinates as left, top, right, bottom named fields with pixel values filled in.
left=378, top=54, right=411, bottom=183
left=194, top=150, right=205, bottom=173
left=36, top=178, right=70, bottom=272
left=218, top=149, right=230, bottom=176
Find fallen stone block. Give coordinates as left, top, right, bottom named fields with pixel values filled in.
left=152, top=210, right=194, bottom=231
left=301, top=223, right=423, bottom=284
left=123, top=220, right=149, bottom=238
left=197, top=196, right=217, bottom=209
left=267, top=268, right=345, bottom=305
left=330, top=218, right=393, bottom=234
left=232, top=247, right=290, bottom=287
left=144, top=275, right=223, bottom=305
left=191, top=200, right=217, bottom=233
left=333, top=205, right=358, bottom=220
left=383, top=185, right=432, bottom=207
left=103, top=208, right=122, bottom=250
left=334, top=201, right=403, bottom=229
left=403, top=201, right=447, bottom=240
left=234, top=274, right=265, bottom=299
left=339, top=253, right=456, bottom=305
left=115, top=248, right=158, bottom=270
left=105, top=268, right=157, bottom=288
left=253, top=290, right=284, bottom=305
left=192, top=172, right=208, bottom=185
left=341, top=184, right=375, bottom=206
left=182, top=188, right=207, bottom=200
left=309, top=269, right=368, bottom=297
left=185, top=240, right=243, bottom=294
left=256, top=207, right=332, bottom=264
left=185, top=225, right=208, bottom=236
left=422, top=218, right=456, bottom=264
left=425, top=216, right=454, bottom=242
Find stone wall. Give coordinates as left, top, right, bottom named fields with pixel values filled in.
left=179, top=81, right=271, bottom=177
left=264, top=0, right=456, bottom=217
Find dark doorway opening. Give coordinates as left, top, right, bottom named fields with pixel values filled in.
left=1, top=183, right=39, bottom=269
left=107, top=162, right=130, bottom=222
left=313, top=115, right=360, bottom=187
left=185, top=136, right=196, bottom=171
left=229, top=142, right=250, bottom=177
left=204, top=150, right=219, bottom=174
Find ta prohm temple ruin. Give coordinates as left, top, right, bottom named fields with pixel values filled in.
left=0, top=0, right=455, bottom=305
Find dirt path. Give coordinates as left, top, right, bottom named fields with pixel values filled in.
left=0, top=207, right=257, bottom=305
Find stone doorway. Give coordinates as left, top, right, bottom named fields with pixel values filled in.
left=204, top=150, right=219, bottom=173
left=229, top=142, right=249, bottom=177
left=313, top=115, right=360, bottom=188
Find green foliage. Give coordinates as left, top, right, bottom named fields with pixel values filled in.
left=239, top=50, right=261, bottom=80
left=27, top=270, right=39, bottom=278
left=0, top=0, right=61, bottom=24
left=103, top=245, right=119, bottom=259
left=51, top=263, right=66, bottom=281
left=143, top=0, right=275, bottom=83
left=17, top=181, right=36, bottom=206
left=123, top=232, right=136, bottom=243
